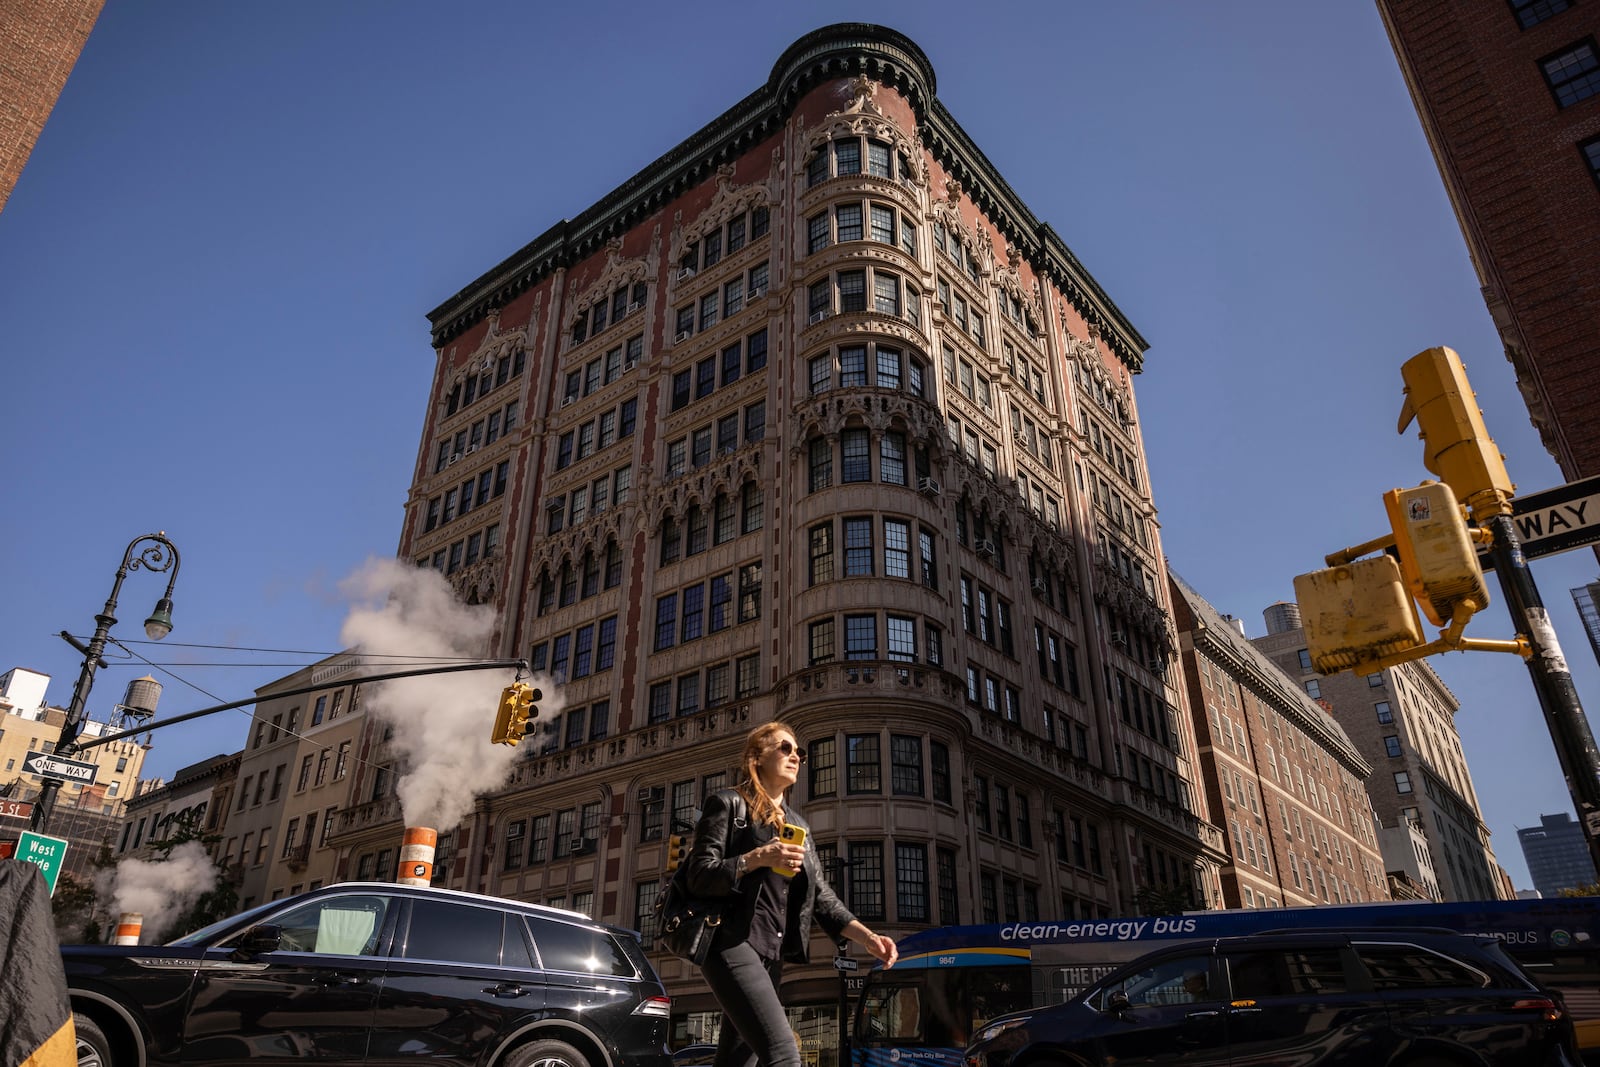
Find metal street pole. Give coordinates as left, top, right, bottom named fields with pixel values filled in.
left=1483, top=513, right=1600, bottom=875
left=32, top=534, right=180, bottom=833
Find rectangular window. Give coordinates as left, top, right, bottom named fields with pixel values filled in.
left=895, top=842, right=929, bottom=922
left=880, top=431, right=906, bottom=486
left=837, top=204, right=863, bottom=243
left=848, top=841, right=885, bottom=921
left=886, top=615, right=916, bottom=662
left=845, top=516, right=874, bottom=576
left=810, top=523, right=834, bottom=584
left=842, top=429, right=871, bottom=482
left=811, top=737, right=838, bottom=796
left=884, top=519, right=910, bottom=578
left=847, top=734, right=882, bottom=793
left=890, top=735, right=923, bottom=794
left=810, top=618, right=837, bottom=664
left=937, top=848, right=958, bottom=924
left=1543, top=40, right=1600, bottom=107
left=1582, top=135, right=1600, bottom=186
left=870, top=204, right=895, bottom=244
left=655, top=594, right=678, bottom=651
left=838, top=269, right=866, bottom=312
left=808, top=213, right=830, bottom=254
left=845, top=614, right=877, bottom=660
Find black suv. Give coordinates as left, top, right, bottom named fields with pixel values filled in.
left=965, top=930, right=1579, bottom=1067
left=63, top=882, right=672, bottom=1067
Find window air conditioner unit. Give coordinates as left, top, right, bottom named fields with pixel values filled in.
left=677, top=266, right=696, bottom=280
left=1013, top=430, right=1027, bottom=444
left=628, top=301, right=644, bottom=313
left=808, top=310, right=831, bottom=325
left=975, top=539, right=996, bottom=557
left=465, top=444, right=479, bottom=454
left=447, top=453, right=462, bottom=466
left=562, top=396, right=576, bottom=407
left=917, top=476, right=941, bottom=496
left=1147, top=658, right=1165, bottom=673
left=1032, top=578, right=1048, bottom=593
left=568, top=837, right=588, bottom=854
left=1110, top=630, right=1127, bottom=647
left=748, top=284, right=767, bottom=298
left=636, top=786, right=662, bottom=805
left=624, top=356, right=639, bottom=369
left=675, top=330, right=692, bottom=344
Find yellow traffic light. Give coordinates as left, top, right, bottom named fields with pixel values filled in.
left=665, top=832, right=686, bottom=874
left=490, top=682, right=542, bottom=746
left=1294, top=555, right=1424, bottom=674
left=1398, top=346, right=1514, bottom=513
left=1382, top=482, right=1491, bottom=628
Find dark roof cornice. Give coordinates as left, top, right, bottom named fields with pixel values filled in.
left=427, top=23, right=1147, bottom=372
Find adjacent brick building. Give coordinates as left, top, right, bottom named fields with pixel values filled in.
left=0, top=0, right=105, bottom=213
left=1255, top=601, right=1506, bottom=901
left=1377, top=0, right=1600, bottom=480
left=1170, top=574, right=1389, bottom=910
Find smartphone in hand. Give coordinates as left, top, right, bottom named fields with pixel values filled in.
left=775, top=823, right=806, bottom=877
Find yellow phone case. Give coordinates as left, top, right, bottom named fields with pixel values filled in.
left=775, top=823, right=806, bottom=876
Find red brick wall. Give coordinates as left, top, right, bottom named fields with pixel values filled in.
left=1378, top=0, right=1600, bottom=480
left=0, top=0, right=105, bottom=212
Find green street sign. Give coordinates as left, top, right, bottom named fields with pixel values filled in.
left=16, top=831, right=69, bottom=895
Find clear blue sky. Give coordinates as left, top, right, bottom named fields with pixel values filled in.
left=3, top=1, right=1595, bottom=892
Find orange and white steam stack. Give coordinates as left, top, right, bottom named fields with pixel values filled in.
left=398, top=826, right=436, bottom=886
left=114, top=912, right=143, bottom=945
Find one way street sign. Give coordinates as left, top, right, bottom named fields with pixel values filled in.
left=22, top=752, right=98, bottom=785
left=1478, top=475, right=1600, bottom=570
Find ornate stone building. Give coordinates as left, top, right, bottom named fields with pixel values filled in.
left=337, top=24, right=1225, bottom=1056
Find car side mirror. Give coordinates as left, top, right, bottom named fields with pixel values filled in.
left=1107, top=991, right=1131, bottom=1015
left=234, top=924, right=282, bottom=958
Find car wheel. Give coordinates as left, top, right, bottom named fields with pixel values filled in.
left=74, top=1013, right=112, bottom=1067
left=504, top=1038, right=589, bottom=1067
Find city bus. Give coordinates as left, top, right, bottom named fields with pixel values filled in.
left=852, top=898, right=1600, bottom=1066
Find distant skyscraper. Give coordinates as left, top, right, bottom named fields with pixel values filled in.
left=1377, top=1, right=1600, bottom=480
left=1518, top=812, right=1598, bottom=896
left=1573, top=582, right=1600, bottom=667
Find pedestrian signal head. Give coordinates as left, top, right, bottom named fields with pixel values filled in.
left=1398, top=346, right=1514, bottom=512
left=1293, top=555, right=1424, bottom=674
left=1382, top=482, right=1490, bottom=628
left=490, top=682, right=542, bottom=746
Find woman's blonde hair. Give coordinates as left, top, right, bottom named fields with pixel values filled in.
left=736, top=721, right=796, bottom=830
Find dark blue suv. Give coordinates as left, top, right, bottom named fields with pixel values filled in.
left=964, top=930, right=1579, bottom=1067
left=63, top=882, right=673, bottom=1067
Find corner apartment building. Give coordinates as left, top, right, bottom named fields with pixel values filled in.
left=314, top=24, right=1226, bottom=1055
left=1254, top=603, right=1505, bottom=901
left=1169, top=575, right=1389, bottom=910
left=1377, top=0, right=1600, bottom=480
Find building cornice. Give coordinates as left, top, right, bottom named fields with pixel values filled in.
left=426, top=23, right=1147, bottom=370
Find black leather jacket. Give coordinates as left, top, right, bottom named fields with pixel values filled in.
left=682, top=788, right=855, bottom=963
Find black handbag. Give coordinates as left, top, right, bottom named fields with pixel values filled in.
left=655, top=791, right=745, bottom=966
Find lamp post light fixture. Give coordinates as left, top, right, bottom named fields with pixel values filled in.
left=31, top=533, right=181, bottom=832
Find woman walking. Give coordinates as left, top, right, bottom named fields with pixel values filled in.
left=683, top=721, right=898, bottom=1067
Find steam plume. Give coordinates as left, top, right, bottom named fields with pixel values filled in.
left=101, top=840, right=218, bottom=941
left=339, top=558, right=561, bottom=831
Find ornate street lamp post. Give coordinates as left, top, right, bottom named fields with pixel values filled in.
left=32, top=533, right=181, bottom=832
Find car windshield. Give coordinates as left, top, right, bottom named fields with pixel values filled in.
left=167, top=898, right=281, bottom=947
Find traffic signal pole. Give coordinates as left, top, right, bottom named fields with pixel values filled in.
left=1481, top=511, right=1600, bottom=873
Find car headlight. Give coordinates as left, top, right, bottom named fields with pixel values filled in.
left=974, top=1016, right=1032, bottom=1043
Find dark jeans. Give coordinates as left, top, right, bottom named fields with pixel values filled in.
left=703, top=941, right=797, bottom=1067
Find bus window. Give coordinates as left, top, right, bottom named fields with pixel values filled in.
left=967, top=968, right=1032, bottom=1032
left=859, top=981, right=923, bottom=1042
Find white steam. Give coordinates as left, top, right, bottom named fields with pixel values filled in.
left=339, top=558, right=560, bottom=832
left=102, top=840, right=218, bottom=940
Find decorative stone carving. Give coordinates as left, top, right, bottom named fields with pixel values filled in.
left=679, top=165, right=772, bottom=249
left=996, top=244, right=1044, bottom=328
left=842, top=74, right=880, bottom=114
left=639, top=444, right=764, bottom=530
left=565, top=240, right=651, bottom=334
left=1069, top=328, right=1133, bottom=426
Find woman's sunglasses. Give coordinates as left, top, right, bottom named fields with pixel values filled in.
left=776, top=739, right=808, bottom=764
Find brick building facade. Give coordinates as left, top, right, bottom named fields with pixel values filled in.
left=1377, top=0, right=1600, bottom=479
left=0, top=0, right=104, bottom=213
left=1169, top=574, right=1389, bottom=910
